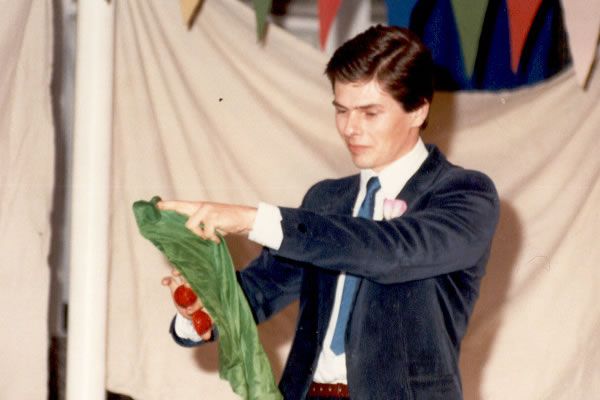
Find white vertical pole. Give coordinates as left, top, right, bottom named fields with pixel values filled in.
left=66, top=0, right=115, bottom=399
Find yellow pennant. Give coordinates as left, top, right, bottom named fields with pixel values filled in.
left=180, top=0, right=204, bottom=27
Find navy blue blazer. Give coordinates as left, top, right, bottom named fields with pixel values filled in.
left=237, top=145, right=499, bottom=400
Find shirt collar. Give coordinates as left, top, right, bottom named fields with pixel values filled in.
left=359, top=137, right=428, bottom=199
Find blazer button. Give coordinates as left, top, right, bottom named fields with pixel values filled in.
left=297, top=223, right=307, bottom=233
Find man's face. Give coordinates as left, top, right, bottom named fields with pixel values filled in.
left=333, top=79, right=428, bottom=172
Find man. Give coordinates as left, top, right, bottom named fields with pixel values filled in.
left=160, top=25, right=499, bottom=399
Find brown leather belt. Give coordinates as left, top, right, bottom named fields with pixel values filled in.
left=308, top=382, right=349, bottom=398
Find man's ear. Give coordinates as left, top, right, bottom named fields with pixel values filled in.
left=410, top=101, right=430, bottom=128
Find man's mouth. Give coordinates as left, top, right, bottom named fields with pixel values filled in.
left=347, top=144, right=369, bottom=154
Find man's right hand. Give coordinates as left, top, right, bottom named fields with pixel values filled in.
left=162, top=268, right=213, bottom=341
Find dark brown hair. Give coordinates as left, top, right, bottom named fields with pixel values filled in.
left=325, top=25, right=433, bottom=112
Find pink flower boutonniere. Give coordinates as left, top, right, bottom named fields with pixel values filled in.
left=383, top=198, right=408, bottom=220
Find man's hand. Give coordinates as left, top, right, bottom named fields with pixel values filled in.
left=157, top=200, right=257, bottom=243
left=161, top=268, right=212, bottom=341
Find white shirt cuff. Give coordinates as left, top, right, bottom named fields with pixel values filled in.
left=248, top=202, right=284, bottom=250
left=174, top=312, right=203, bottom=342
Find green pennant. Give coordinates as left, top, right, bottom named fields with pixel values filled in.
left=449, top=0, right=489, bottom=77
left=133, top=197, right=282, bottom=400
left=253, top=0, right=272, bottom=41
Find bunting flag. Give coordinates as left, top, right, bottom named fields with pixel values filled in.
left=180, top=0, right=204, bottom=27
left=413, top=0, right=470, bottom=89
left=253, top=0, right=272, bottom=41
left=561, top=0, right=600, bottom=87
left=449, top=0, right=490, bottom=77
left=318, top=0, right=342, bottom=49
left=385, top=0, right=419, bottom=28
left=506, top=0, right=544, bottom=73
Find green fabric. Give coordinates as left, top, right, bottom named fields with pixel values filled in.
left=133, top=197, right=282, bottom=400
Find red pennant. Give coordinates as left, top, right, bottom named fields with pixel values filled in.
left=318, top=0, right=343, bottom=50
left=506, top=0, right=544, bottom=73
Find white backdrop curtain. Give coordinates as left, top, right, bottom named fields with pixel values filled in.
left=0, top=0, right=53, bottom=399
left=107, top=0, right=600, bottom=399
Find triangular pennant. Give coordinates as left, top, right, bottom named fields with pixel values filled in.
left=180, top=0, right=204, bottom=27
left=449, top=0, right=490, bottom=77
left=561, top=0, right=600, bottom=87
left=318, top=0, right=343, bottom=50
left=506, top=0, right=544, bottom=73
left=385, top=0, right=419, bottom=28
left=253, top=0, right=272, bottom=41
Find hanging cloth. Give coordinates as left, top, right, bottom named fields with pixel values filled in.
left=133, top=197, right=282, bottom=400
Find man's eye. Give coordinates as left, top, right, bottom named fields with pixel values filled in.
left=365, top=111, right=378, bottom=117
left=335, top=109, right=347, bottom=114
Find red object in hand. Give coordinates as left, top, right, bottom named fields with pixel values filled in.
left=192, top=309, right=212, bottom=336
left=173, top=285, right=197, bottom=308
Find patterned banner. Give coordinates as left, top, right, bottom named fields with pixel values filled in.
left=385, top=0, right=419, bottom=28
left=318, top=0, right=342, bottom=49
left=449, top=0, right=489, bottom=77
left=506, top=0, right=544, bottom=73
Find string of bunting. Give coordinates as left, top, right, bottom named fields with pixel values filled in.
left=181, top=0, right=271, bottom=40
left=179, top=0, right=597, bottom=88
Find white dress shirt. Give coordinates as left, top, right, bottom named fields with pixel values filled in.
left=176, top=139, right=429, bottom=384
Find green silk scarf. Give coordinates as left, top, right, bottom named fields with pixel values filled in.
left=133, top=197, right=282, bottom=400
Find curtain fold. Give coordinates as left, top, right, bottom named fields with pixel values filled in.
left=0, top=1, right=54, bottom=399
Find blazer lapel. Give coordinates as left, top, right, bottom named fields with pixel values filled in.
left=313, top=175, right=359, bottom=215
left=397, top=144, right=445, bottom=207
left=336, top=176, right=359, bottom=215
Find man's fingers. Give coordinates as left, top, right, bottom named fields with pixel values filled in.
left=202, top=221, right=221, bottom=244
left=157, top=200, right=201, bottom=216
left=192, top=226, right=206, bottom=237
left=185, top=219, right=205, bottom=238
left=163, top=274, right=184, bottom=293
left=208, top=232, right=221, bottom=244
left=185, top=303, right=201, bottom=316
left=185, top=210, right=205, bottom=234
left=184, top=210, right=221, bottom=243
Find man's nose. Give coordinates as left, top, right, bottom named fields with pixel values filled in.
left=342, top=111, right=360, bottom=137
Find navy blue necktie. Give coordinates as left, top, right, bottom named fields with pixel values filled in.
left=330, top=176, right=381, bottom=355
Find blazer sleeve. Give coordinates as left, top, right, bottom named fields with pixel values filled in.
left=236, top=249, right=304, bottom=324
left=273, top=169, right=500, bottom=284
